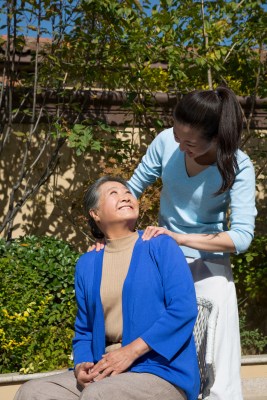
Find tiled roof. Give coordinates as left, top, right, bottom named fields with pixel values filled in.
left=0, top=35, right=51, bottom=63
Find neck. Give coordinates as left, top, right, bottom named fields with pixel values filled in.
left=102, top=223, right=137, bottom=240
left=194, top=149, right=217, bottom=165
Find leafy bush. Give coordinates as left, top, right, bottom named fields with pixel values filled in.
left=239, top=310, right=267, bottom=355
left=0, top=234, right=266, bottom=374
left=232, top=236, right=267, bottom=303
left=0, top=236, right=80, bottom=374
left=232, top=235, right=267, bottom=353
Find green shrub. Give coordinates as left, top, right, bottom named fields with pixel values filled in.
left=232, top=236, right=267, bottom=303
left=232, top=235, right=267, bottom=353
left=0, top=234, right=266, bottom=374
left=0, top=236, right=80, bottom=374
left=239, top=310, right=267, bottom=355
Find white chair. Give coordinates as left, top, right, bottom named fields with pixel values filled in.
left=194, top=297, right=219, bottom=399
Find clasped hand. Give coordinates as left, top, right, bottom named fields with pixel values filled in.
left=75, top=345, right=136, bottom=388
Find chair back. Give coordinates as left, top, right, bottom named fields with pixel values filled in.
left=194, top=297, right=218, bottom=399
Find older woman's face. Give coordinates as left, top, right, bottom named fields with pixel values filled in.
left=92, top=181, right=139, bottom=227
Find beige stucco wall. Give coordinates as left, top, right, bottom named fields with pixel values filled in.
left=0, top=125, right=148, bottom=251
left=0, top=126, right=266, bottom=251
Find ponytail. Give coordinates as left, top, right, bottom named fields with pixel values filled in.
left=215, top=87, right=243, bottom=194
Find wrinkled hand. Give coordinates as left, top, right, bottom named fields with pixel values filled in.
left=87, top=240, right=105, bottom=252
left=142, top=226, right=173, bottom=241
left=75, top=362, right=95, bottom=388
left=89, top=345, right=138, bottom=381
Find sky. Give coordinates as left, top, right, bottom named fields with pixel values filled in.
left=0, top=1, right=266, bottom=39
left=0, top=0, right=160, bottom=38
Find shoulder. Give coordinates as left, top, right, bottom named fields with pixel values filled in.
left=75, top=251, right=99, bottom=276
left=154, top=127, right=174, bottom=143
left=147, top=234, right=185, bottom=258
left=150, top=233, right=175, bottom=245
left=149, top=127, right=174, bottom=147
left=233, top=149, right=255, bottom=183
left=148, top=128, right=178, bottom=159
left=137, top=230, right=182, bottom=251
left=137, top=230, right=175, bottom=246
left=236, top=149, right=254, bottom=170
left=143, top=235, right=192, bottom=281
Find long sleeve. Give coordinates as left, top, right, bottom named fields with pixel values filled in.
left=72, top=254, right=94, bottom=366
left=140, top=236, right=198, bottom=361
left=227, top=154, right=257, bottom=254
left=127, top=129, right=168, bottom=197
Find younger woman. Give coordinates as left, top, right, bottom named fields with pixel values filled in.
left=127, top=87, right=257, bottom=400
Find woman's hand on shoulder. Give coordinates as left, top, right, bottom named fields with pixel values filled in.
left=142, top=226, right=174, bottom=241
left=87, top=239, right=105, bottom=252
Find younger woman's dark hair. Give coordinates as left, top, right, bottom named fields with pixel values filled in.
left=84, top=176, right=130, bottom=239
left=173, top=87, right=243, bottom=194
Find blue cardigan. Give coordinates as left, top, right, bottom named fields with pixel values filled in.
left=73, top=232, right=200, bottom=400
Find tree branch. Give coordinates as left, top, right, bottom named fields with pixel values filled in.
left=241, top=42, right=264, bottom=148
left=0, top=137, right=66, bottom=237
left=201, top=0, right=213, bottom=89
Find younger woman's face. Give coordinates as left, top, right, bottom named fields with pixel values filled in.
left=173, top=121, right=217, bottom=160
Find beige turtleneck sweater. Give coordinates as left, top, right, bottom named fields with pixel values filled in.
left=100, top=231, right=138, bottom=352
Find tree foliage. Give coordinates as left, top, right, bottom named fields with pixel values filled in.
left=0, top=0, right=266, bottom=239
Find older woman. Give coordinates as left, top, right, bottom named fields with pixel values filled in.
left=14, top=176, right=200, bottom=400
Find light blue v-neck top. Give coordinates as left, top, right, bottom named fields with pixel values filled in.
left=128, top=128, right=257, bottom=259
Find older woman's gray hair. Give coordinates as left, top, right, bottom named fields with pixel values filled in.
left=84, top=176, right=130, bottom=239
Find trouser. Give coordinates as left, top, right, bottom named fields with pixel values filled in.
left=14, top=371, right=186, bottom=400
left=187, top=257, right=243, bottom=400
